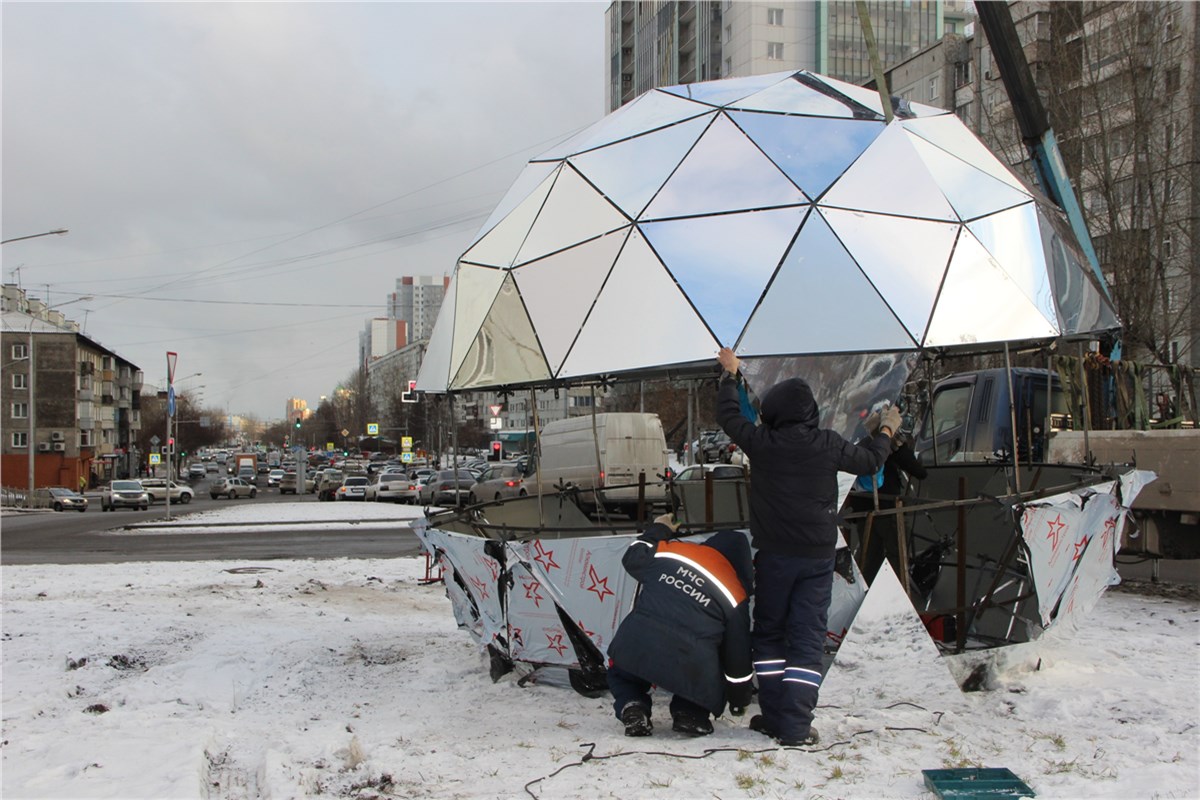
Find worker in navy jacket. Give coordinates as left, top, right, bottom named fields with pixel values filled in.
left=606, top=515, right=755, bottom=737
left=716, top=346, right=899, bottom=746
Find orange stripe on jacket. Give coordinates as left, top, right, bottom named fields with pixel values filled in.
left=654, top=541, right=747, bottom=606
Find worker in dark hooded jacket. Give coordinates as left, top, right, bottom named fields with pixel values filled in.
left=716, top=347, right=900, bottom=746
left=606, top=515, right=755, bottom=737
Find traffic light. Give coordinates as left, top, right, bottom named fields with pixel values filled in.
left=294, top=416, right=302, bottom=429
left=491, top=441, right=502, bottom=461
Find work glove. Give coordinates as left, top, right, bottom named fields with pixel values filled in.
left=864, top=411, right=882, bottom=435
left=726, top=680, right=753, bottom=716
left=880, top=406, right=903, bottom=437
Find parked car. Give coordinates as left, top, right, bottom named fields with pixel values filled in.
left=210, top=477, right=257, bottom=500
left=278, top=471, right=315, bottom=495
left=316, top=469, right=345, bottom=502
left=469, top=463, right=528, bottom=504
left=101, top=480, right=150, bottom=512
left=418, top=469, right=477, bottom=507
left=140, top=479, right=195, bottom=504
left=335, top=475, right=370, bottom=501
left=187, top=463, right=208, bottom=480
left=368, top=470, right=421, bottom=503
left=32, top=487, right=88, bottom=512
left=267, top=469, right=286, bottom=488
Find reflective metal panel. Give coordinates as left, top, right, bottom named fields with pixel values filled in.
left=820, top=123, right=958, bottom=222
left=451, top=274, right=550, bottom=389
left=1036, top=205, right=1120, bottom=335
left=728, top=76, right=858, bottom=118
left=739, top=211, right=918, bottom=355
left=415, top=272, right=459, bottom=391
left=535, top=89, right=709, bottom=161
left=906, top=130, right=1032, bottom=221
left=902, top=116, right=1030, bottom=193
left=822, top=208, right=959, bottom=343
left=925, top=230, right=1060, bottom=347
left=448, top=265, right=507, bottom=381
left=557, top=229, right=718, bottom=379
left=732, top=112, right=885, bottom=200
left=643, top=113, right=808, bottom=219
left=462, top=165, right=558, bottom=268
left=513, top=165, right=629, bottom=266
left=567, top=114, right=711, bottom=218
left=641, top=206, right=808, bottom=345
left=511, top=229, right=629, bottom=374
left=659, top=70, right=795, bottom=106
left=807, top=72, right=889, bottom=117
left=469, top=161, right=557, bottom=248
left=967, top=203, right=1058, bottom=327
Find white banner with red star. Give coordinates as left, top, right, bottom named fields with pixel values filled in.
left=1021, top=470, right=1155, bottom=627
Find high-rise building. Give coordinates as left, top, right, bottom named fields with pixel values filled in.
left=606, top=1, right=970, bottom=111
left=389, top=275, right=450, bottom=345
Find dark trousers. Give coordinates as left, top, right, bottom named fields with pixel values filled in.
left=606, top=664, right=710, bottom=721
left=751, top=552, right=835, bottom=741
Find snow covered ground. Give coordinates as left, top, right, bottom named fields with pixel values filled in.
left=3, top=501, right=1198, bottom=799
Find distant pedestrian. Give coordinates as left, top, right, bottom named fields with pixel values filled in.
left=716, top=347, right=898, bottom=746
left=606, top=515, right=754, bottom=737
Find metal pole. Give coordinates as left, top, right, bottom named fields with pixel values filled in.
left=1004, top=342, right=1021, bottom=494
left=27, top=327, right=35, bottom=498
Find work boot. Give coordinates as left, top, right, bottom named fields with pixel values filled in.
left=778, top=727, right=820, bottom=746
left=671, top=712, right=714, bottom=737
left=620, top=702, right=652, bottom=737
left=748, top=714, right=775, bottom=738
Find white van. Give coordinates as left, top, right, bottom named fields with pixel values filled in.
left=526, top=412, right=670, bottom=514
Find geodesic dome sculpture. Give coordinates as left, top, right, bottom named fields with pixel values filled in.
left=417, top=69, right=1119, bottom=393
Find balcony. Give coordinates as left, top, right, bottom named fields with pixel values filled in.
left=78, top=388, right=94, bottom=401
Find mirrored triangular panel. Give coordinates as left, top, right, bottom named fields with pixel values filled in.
left=461, top=165, right=559, bottom=268
left=451, top=272, right=552, bottom=390
left=821, top=123, right=958, bottom=221
left=727, top=75, right=858, bottom=118
left=731, top=111, right=885, bottom=200
left=659, top=70, right=796, bottom=107
left=822, top=208, right=959, bottom=344
left=568, top=114, right=712, bottom=219
left=535, top=89, right=711, bottom=161
left=642, top=113, right=808, bottom=219
left=739, top=211, right=917, bottom=355
left=468, top=161, right=558, bottom=249
left=448, top=265, right=508, bottom=382
left=806, top=72, right=888, bottom=117
left=415, top=270, right=458, bottom=392
left=902, top=115, right=1031, bottom=193
left=514, top=165, right=630, bottom=266
left=925, top=229, right=1060, bottom=348
left=1036, top=204, right=1121, bottom=336
left=905, top=130, right=1032, bottom=221
left=641, top=206, right=808, bottom=345
left=967, top=203, right=1057, bottom=328
left=511, top=228, right=629, bottom=374
left=557, top=229, right=718, bottom=380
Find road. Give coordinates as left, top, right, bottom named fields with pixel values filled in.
left=1, top=476, right=424, bottom=566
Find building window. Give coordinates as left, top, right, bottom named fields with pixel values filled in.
left=12, top=343, right=29, bottom=360
left=12, top=373, right=27, bottom=390
left=101, top=356, right=112, bottom=370
left=1163, top=232, right=1173, bottom=258
left=12, top=402, right=29, bottom=419
left=767, top=7, right=783, bottom=26
left=1163, top=10, right=1177, bottom=41
left=954, top=60, right=971, bottom=87
left=12, top=431, right=28, bottom=449
left=80, top=430, right=92, bottom=447
left=767, top=42, right=784, bottom=60
left=1165, top=66, right=1181, bottom=93
left=955, top=101, right=973, bottom=124
left=928, top=76, right=939, bottom=101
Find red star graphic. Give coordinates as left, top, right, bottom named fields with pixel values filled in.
left=468, top=573, right=490, bottom=601
left=576, top=618, right=596, bottom=640
left=546, top=631, right=568, bottom=657
left=511, top=627, right=524, bottom=647
left=1072, top=535, right=1091, bottom=562
left=533, top=541, right=559, bottom=572
left=481, top=557, right=500, bottom=581
left=1101, top=517, right=1118, bottom=549
left=1045, top=514, right=1067, bottom=550
left=522, top=578, right=544, bottom=608
left=586, top=564, right=614, bottom=602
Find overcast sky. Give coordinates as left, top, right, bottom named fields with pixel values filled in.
left=2, top=1, right=607, bottom=421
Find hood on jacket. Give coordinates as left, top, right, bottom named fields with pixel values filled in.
left=759, top=377, right=819, bottom=429
left=703, top=530, right=754, bottom=596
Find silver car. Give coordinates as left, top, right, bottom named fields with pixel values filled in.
left=210, top=477, right=257, bottom=500
left=468, top=463, right=528, bottom=504
left=101, top=480, right=150, bottom=512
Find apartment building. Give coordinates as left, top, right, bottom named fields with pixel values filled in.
left=1, top=285, right=143, bottom=488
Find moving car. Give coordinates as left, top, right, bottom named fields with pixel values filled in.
left=369, top=470, right=421, bottom=503
left=187, top=463, right=208, bottom=480
left=468, top=463, right=527, bottom=504
left=278, top=471, right=315, bottom=495
left=418, top=469, right=477, bottom=507
left=141, top=479, right=195, bottom=504
left=335, top=476, right=369, bottom=501
left=210, top=477, right=257, bottom=500
left=267, top=469, right=286, bottom=488
left=101, top=480, right=150, bottom=512
left=316, top=469, right=345, bottom=502
left=32, top=487, right=88, bottom=512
